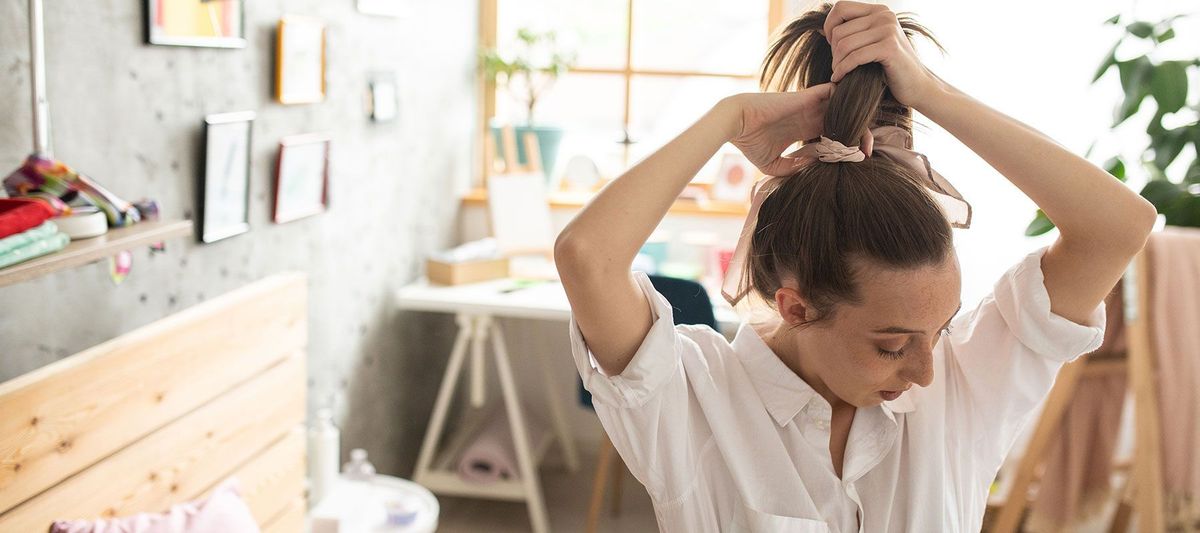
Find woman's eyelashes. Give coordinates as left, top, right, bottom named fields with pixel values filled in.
left=875, top=327, right=952, bottom=359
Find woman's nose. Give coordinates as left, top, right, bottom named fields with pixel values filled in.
left=899, top=349, right=934, bottom=388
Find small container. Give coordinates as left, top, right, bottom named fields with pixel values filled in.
left=426, top=257, right=509, bottom=285
left=385, top=499, right=419, bottom=526
left=343, top=448, right=376, bottom=481
left=308, top=408, right=340, bottom=506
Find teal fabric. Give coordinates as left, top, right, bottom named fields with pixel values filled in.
left=0, top=227, right=69, bottom=269
left=0, top=221, right=59, bottom=255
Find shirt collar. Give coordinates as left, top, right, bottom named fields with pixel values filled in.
left=732, top=321, right=918, bottom=427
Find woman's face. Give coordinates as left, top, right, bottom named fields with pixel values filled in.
left=781, top=253, right=962, bottom=408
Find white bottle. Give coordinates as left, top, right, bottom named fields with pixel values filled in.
left=308, top=407, right=340, bottom=506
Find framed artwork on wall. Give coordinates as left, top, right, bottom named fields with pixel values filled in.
left=368, top=74, right=399, bottom=122
left=273, top=133, right=331, bottom=224
left=275, top=15, right=326, bottom=104
left=198, top=111, right=254, bottom=243
left=357, top=0, right=407, bottom=17
left=711, top=152, right=758, bottom=203
left=145, top=0, right=246, bottom=48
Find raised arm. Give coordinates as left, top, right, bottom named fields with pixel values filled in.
left=824, top=1, right=1157, bottom=325
left=556, top=87, right=833, bottom=376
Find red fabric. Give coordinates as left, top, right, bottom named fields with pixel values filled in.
left=0, top=198, right=55, bottom=240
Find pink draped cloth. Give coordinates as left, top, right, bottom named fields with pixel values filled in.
left=49, top=478, right=259, bottom=533
left=1146, top=227, right=1200, bottom=530
left=1027, top=284, right=1128, bottom=532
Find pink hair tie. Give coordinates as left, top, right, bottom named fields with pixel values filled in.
left=795, top=135, right=866, bottom=163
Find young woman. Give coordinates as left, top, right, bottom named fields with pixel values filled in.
left=554, top=2, right=1157, bottom=531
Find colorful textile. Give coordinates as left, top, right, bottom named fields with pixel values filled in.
left=0, top=197, right=56, bottom=240
left=4, top=155, right=141, bottom=227
left=0, top=226, right=69, bottom=269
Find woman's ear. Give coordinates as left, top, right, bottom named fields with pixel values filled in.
left=773, top=286, right=813, bottom=325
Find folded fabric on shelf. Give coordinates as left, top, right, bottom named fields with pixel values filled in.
left=0, top=223, right=69, bottom=269
left=0, top=220, right=61, bottom=255
left=0, top=197, right=56, bottom=240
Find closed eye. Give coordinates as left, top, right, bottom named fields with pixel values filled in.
left=876, top=325, right=953, bottom=360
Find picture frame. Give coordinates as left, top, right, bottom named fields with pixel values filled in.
left=198, top=111, right=254, bottom=243
left=145, top=0, right=246, bottom=48
left=711, top=152, right=759, bottom=203
left=357, top=0, right=408, bottom=17
left=275, top=15, right=326, bottom=104
left=273, top=133, right=331, bottom=224
left=368, top=74, right=399, bottom=122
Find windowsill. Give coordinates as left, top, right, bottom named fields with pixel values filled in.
left=461, top=188, right=750, bottom=218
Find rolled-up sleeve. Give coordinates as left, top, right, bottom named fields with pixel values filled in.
left=569, top=271, right=684, bottom=409
left=567, top=271, right=709, bottom=502
left=943, top=246, right=1107, bottom=468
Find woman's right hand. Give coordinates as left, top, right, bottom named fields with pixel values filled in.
left=726, top=84, right=847, bottom=176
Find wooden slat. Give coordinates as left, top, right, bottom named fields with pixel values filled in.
left=0, top=353, right=305, bottom=531
left=0, top=219, right=193, bottom=288
left=1126, top=247, right=1165, bottom=533
left=461, top=187, right=750, bottom=217
left=0, top=273, right=307, bottom=514
left=261, top=495, right=307, bottom=533
left=221, top=427, right=307, bottom=525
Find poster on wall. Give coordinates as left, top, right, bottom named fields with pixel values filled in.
left=199, top=111, right=254, bottom=243
left=275, top=15, right=327, bottom=104
left=273, top=133, right=331, bottom=224
left=145, top=0, right=246, bottom=48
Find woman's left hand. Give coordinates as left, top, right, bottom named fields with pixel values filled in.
left=825, top=1, right=940, bottom=109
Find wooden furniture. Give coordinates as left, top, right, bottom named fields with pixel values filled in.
left=0, top=219, right=193, bottom=288
left=989, top=248, right=1166, bottom=532
left=0, top=272, right=309, bottom=531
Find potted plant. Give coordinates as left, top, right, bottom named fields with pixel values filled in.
left=481, top=28, right=577, bottom=181
left=1027, top=13, right=1200, bottom=236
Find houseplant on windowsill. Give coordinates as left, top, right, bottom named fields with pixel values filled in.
left=481, top=28, right=577, bottom=182
left=1027, top=13, right=1200, bottom=236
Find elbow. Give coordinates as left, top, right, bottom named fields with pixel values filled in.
left=554, top=229, right=586, bottom=275
left=1123, top=195, right=1159, bottom=251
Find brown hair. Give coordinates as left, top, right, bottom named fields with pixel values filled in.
left=746, top=3, right=953, bottom=326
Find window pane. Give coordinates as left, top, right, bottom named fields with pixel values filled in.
left=631, top=0, right=767, bottom=75
left=495, top=73, right=627, bottom=180
left=628, top=75, right=758, bottom=181
left=497, top=0, right=627, bottom=70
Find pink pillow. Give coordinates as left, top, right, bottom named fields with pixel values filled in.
left=49, top=478, right=260, bottom=533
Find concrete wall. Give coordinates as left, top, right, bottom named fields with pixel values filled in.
left=0, top=0, right=477, bottom=477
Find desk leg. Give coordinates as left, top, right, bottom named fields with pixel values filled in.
left=470, top=315, right=490, bottom=408
left=489, top=321, right=551, bottom=533
left=414, top=313, right=473, bottom=481
left=535, top=343, right=580, bottom=472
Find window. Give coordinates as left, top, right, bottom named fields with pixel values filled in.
left=481, top=0, right=787, bottom=189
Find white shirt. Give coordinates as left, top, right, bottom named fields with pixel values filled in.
left=569, top=246, right=1106, bottom=532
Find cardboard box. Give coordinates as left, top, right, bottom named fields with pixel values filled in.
left=426, top=257, right=509, bottom=285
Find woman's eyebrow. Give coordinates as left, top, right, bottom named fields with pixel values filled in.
left=872, top=302, right=963, bottom=334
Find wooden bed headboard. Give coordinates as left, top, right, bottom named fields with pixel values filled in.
left=0, top=273, right=309, bottom=532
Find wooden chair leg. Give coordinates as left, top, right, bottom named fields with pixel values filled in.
left=611, top=453, right=624, bottom=516
left=1108, top=477, right=1136, bottom=533
left=586, top=435, right=615, bottom=533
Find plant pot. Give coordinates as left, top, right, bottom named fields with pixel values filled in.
left=490, top=122, right=564, bottom=183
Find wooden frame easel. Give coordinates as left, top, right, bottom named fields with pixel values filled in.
left=991, top=249, right=1165, bottom=532
left=483, top=124, right=543, bottom=185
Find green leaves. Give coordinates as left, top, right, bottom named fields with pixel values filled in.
left=1150, top=60, right=1189, bottom=114
left=1025, top=210, right=1055, bottom=237
left=1114, top=56, right=1152, bottom=126
left=1126, top=21, right=1155, bottom=38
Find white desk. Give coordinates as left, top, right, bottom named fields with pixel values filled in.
left=396, top=277, right=738, bottom=533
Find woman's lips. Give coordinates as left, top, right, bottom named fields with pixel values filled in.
left=880, top=390, right=904, bottom=401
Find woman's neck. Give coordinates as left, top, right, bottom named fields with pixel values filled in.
left=756, top=320, right=849, bottom=410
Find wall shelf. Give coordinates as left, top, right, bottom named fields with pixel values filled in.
left=0, top=219, right=193, bottom=288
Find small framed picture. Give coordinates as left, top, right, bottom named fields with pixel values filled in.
left=368, top=74, right=399, bottom=122
left=711, top=152, right=758, bottom=203
left=145, top=0, right=246, bottom=48
left=275, top=15, right=326, bottom=104
left=357, top=0, right=408, bottom=17
left=198, top=111, right=254, bottom=243
left=273, top=133, right=331, bottom=224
